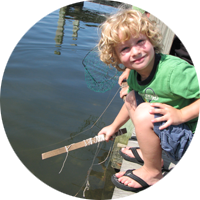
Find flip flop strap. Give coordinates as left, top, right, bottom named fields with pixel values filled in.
left=124, top=170, right=149, bottom=188
left=130, top=147, right=144, bottom=163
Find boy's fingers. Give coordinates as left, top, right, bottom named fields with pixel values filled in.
left=150, top=102, right=160, bottom=107
left=152, top=119, right=171, bottom=130
left=149, top=108, right=165, bottom=115
left=105, top=135, right=109, bottom=141
left=150, top=103, right=165, bottom=108
left=99, top=132, right=111, bottom=142
left=159, top=121, right=170, bottom=130
left=99, top=133, right=108, bottom=142
left=151, top=116, right=165, bottom=123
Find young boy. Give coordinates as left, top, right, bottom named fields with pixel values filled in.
left=118, top=0, right=200, bottom=172
left=97, top=9, right=200, bottom=192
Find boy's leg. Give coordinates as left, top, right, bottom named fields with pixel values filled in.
left=121, top=90, right=162, bottom=165
left=116, top=91, right=163, bottom=188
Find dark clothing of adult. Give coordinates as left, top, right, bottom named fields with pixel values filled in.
left=170, top=17, right=200, bottom=68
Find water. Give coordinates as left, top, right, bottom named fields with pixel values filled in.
left=0, top=2, right=124, bottom=199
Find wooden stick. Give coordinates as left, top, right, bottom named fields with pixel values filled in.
left=41, top=128, right=127, bottom=160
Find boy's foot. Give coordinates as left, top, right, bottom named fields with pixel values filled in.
left=120, top=147, right=165, bottom=168
left=119, top=147, right=144, bottom=164
left=112, top=167, right=163, bottom=192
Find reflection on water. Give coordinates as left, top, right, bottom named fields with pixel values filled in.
left=54, top=2, right=111, bottom=55
left=0, top=1, right=130, bottom=199
left=55, top=0, right=84, bottom=48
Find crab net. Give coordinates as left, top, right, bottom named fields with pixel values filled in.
left=82, top=47, right=123, bottom=93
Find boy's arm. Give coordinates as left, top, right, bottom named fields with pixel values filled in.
left=181, top=98, right=200, bottom=122
left=98, top=103, right=130, bottom=141
left=150, top=99, right=200, bottom=130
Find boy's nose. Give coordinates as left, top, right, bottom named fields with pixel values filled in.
left=130, top=46, right=141, bottom=57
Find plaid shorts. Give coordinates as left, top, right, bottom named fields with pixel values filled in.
left=153, top=113, right=193, bottom=161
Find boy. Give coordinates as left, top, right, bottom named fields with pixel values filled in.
left=118, top=0, right=200, bottom=169
left=97, top=9, right=200, bottom=192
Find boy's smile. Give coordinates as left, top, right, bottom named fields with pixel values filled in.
left=115, top=33, right=155, bottom=80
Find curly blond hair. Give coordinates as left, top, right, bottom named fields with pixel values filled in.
left=98, top=9, right=163, bottom=71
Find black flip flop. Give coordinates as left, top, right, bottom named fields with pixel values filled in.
left=119, top=147, right=144, bottom=165
left=111, top=169, right=150, bottom=192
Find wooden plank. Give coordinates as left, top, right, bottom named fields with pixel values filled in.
left=150, top=0, right=185, bottom=54
left=42, top=128, right=127, bottom=160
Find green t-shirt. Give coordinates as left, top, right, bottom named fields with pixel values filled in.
left=127, top=54, right=200, bottom=133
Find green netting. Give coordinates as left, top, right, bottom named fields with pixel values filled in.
left=82, top=47, right=122, bottom=93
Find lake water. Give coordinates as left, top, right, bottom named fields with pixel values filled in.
left=0, top=1, right=125, bottom=199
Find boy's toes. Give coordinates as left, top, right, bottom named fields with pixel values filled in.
left=121, top=147, right=131, bottom=154
left=115, top=171, right=126, bottom=178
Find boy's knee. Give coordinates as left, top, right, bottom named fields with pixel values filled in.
left=134, top=102, right=154, bottom=123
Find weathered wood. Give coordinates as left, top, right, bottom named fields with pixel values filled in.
left=150, top=0, right=185, bottom=54
left=42, top=128, right=127, bottom=160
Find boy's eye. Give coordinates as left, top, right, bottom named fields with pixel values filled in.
left=137, top=39, right=145, bottom=44
left=121, top=47, right=129, bottom=52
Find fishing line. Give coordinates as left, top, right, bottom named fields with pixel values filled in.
left=58, top=144, right=72, bottom=174
left=94, top=145, right=113, bottom=166
left=47, top=85, right=121, bottom=145
left=74, top=136, right=114, bottom=197
left=74, top=142, right=102, bottom=197
left=51, top=83, right=127, bottom=196
left=21, top=86, right=121, bottom=153
left=43, top=87, right=121, bottom=148
left=57, top=85, right=126, bottom=196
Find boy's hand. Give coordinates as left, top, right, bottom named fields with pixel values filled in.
left=149, top=103, right=184, bottom=130
left=120, top=86, right=129, bottom=99
left=118, top=68, right=131, bottom=86
left=98, top=125, right=118, bottom=142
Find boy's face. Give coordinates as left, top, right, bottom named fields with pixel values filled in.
left=114, top=33, right=155, bottom=76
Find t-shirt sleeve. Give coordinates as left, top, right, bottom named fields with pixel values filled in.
left=170, top=63, right=200, bottom=99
